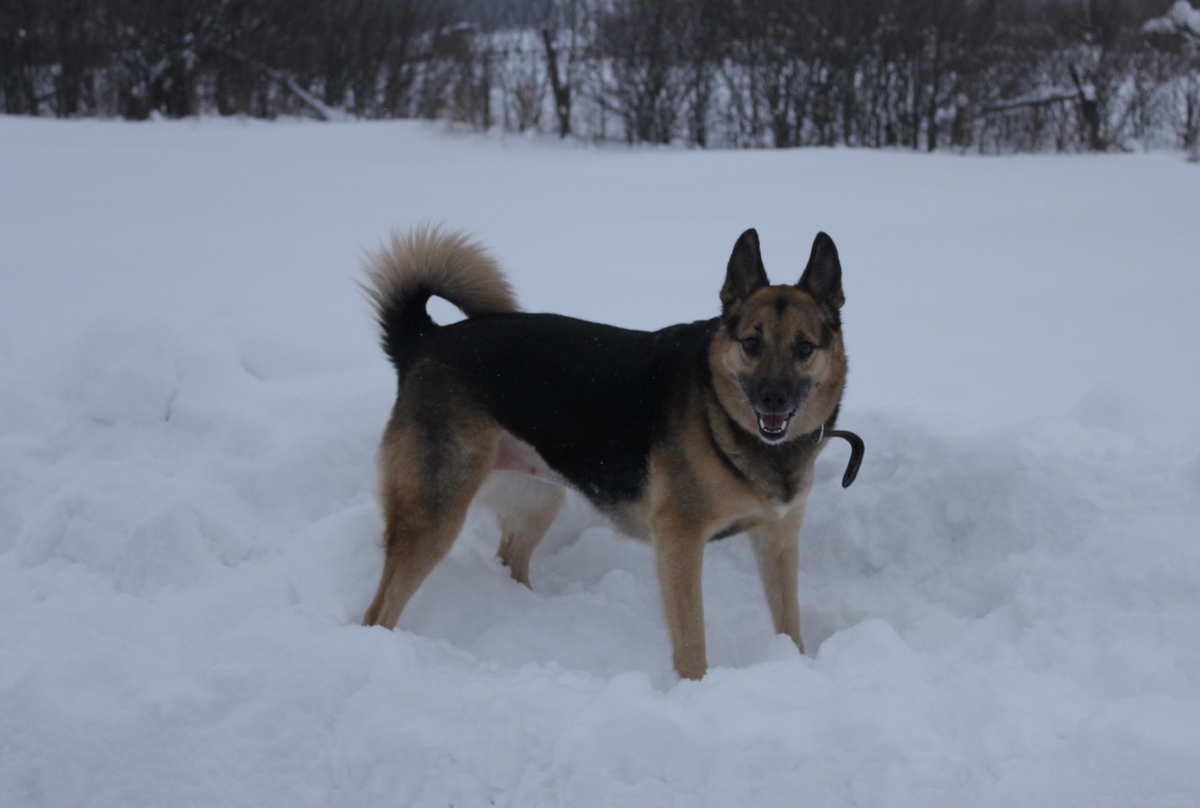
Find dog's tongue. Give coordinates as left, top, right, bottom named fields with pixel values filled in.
left=760, top=412, right=788, bottom=431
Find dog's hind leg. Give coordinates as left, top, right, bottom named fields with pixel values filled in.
left=362, top=409, right=499, bottom=630
left=478, top=472, right=565, bottom=588
left=748, top=506, right=806, bottom=654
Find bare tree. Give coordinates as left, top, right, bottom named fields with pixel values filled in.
left=1145, top=0, right=1200, bottom=157
left=598, top=0, right=691, bottom=144
left=540, top=0, right=589, bottom=138
left=4, top=0, right=1198, bottom=159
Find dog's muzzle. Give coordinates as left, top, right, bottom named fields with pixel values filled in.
left=755, top=409, right=795, bottom=443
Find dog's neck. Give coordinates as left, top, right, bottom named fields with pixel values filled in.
left=700, top=388, right=828, bottom=504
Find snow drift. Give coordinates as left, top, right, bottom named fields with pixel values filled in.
left=2, top=117, right=1200, bottom=807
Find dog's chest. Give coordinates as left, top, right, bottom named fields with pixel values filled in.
left=741, top=431, right=823, bottom=507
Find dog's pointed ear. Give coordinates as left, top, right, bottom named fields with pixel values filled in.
left=721, top=228, right=769, bottom=317
left=798, top=232, right=845, bottom=312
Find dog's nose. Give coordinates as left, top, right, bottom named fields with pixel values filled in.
left=756, top=388, right=789, bottom=412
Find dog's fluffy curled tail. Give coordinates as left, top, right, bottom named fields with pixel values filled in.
left=364, top=226, right=518, bottom=372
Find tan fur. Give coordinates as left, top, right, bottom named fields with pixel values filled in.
left=363, top=225, right=518, bottom=319
left=749, top=505, right=808, bottom=652
left=362, top=389, right=501, bottom=629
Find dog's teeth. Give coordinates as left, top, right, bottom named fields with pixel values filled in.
left=758, top=414, right=788, bottom=435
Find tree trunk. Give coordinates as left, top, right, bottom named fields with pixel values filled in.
left=1070, top=64, right=1104, bottom=152
left=541, top=28, right=571, bottom=138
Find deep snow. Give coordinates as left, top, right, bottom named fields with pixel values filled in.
left=2, top=117, right=1200, bottom=807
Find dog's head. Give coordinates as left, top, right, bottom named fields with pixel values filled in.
left=709, top=229, right=848, bottom=446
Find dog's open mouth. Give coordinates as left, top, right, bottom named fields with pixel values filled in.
left=756, top=410, right=795, bottom=443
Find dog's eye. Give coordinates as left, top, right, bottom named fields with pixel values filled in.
left=795, top=341, right=814, bottom=360
left=741, top=335, right=762, bottom=357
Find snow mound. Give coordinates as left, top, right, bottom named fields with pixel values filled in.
left=72, top=316, right=180, bottom=424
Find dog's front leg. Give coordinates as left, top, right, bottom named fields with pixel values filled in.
left=652, top=526, right=708, bottom=680
left=748, top=506, right=806, bottom=654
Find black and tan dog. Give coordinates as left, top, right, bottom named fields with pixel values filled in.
left=360, top=226, right=862, bottom=679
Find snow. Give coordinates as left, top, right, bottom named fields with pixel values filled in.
left=1145, top=1, right=1200, bottom=38
left=2, top=116, right=1200, bottom=807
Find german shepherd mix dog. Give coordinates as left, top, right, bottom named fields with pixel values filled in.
left=361, top=226, right=862, bottom=680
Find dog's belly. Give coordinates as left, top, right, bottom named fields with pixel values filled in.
left=493, top=432, right=568, bottom=485
left=490, top=432, right=651, bottom=540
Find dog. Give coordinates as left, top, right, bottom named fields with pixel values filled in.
left=360, top=226, right=862, bottom=679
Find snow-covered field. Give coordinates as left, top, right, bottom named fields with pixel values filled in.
left=2, top=117, right=1200, bottom=807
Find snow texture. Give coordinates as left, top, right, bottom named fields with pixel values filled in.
left=1144, top=1, right=1200, bottom=37
left=2, top=117, right=1200, bottom=807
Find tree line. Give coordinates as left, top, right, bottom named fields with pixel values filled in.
left=2, top=0, right=1198, bottom=155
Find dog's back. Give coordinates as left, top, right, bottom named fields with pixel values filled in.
left=418, top=312, right=716, bottom=505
